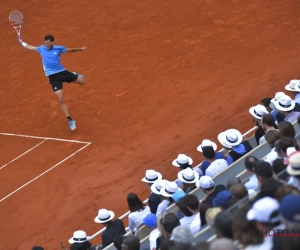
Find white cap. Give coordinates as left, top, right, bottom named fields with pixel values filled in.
left=196, top=176, right=214, bottom=189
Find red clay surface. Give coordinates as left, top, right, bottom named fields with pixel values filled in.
left=1, top=0, right=300, bottom=249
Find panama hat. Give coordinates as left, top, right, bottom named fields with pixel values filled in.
left=69, top=230, right=90, bottom=244
left=160, top=181, right=179, bottom=197
left=286, top=151, right=300, bottom=176
left=217, top=129, right=243, bottom=148
left=172, top=154, right=193, bottom=167
left=197, top=139, right=217, bottom=152
left=151, top=179, right=166, bottom=195
left=285, top=80, right=300, bottom=92
left=269, top=92, right=286, bottom=110
left=141, top=170, right=162, bottom=183
left=249, top=104, right=269, bottom=119
left=273, top=95, right=295, bottom=112
left=94, top=209, right=115, bottom=223
left=177, top=168, right=200, bottom=184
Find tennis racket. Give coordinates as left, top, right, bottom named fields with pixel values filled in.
left=9, top=10, right=23, bottom=39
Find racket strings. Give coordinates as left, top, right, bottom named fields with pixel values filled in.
left=9, top=11, right=23, bottom=26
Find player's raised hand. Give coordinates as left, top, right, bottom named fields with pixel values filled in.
left=81, top=46, right=87, bottom=51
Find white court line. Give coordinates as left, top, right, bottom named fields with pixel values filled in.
left=0, top=132, right=91, bottom=144
left=0, top=142, right=91, bottom=203
left=0, top=139, right=47, bottom=170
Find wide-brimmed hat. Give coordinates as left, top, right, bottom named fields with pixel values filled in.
left=269, top=92, right=286, bottom=110
left=249, top=104, right=269, bottom=120
left=151, top=179, right=166, bottom=195
left=172, top=154, right=193, bottom=167
left=141, top=170, right=162, bottom=183
left=68, top=230, right=90, bottom=244
left=273, top=95, right=295, bottom=112
left=286, top=151, right=300, bottom=176
left=285, top=80, right=300, bottom=92
left=197, top=139, right=217, bottom=152
left=94, top=209, right=115, bottom=223
left=177, top=168, right=200, bottom=184
left=160, top=181, right=179, bottom=197
left=217, top=129, right=243, bottom=148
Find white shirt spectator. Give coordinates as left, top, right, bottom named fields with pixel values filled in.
left=264, top=148, right=279, bottom=166
left=180, top=215, right=195, bottom=227
left=190, top=213, right=201, bottom=235
left=156, top=200, right=170, bottom=217
left=205, top=159, right=228, bottom=177
left=149, top=228, right=160, bottom=249
left=128, top=206, right=151, bottom=232
left=245, top=175, right=258, bottom=190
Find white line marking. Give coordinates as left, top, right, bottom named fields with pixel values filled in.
left=0, top=132, right=91, bottom=144
left=0, top=142, right=91, bottom=203
left=0, top=140, right=47, bottom=170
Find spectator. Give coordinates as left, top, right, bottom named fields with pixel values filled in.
left=249, top=104, right=269, bottom=144
left=254, top=160, right=273, bottom=187
left=177, top=197, right=195, bottom=227
left=267, top=93, right=286, bottom=123
left=217, top=129, right=252, bottom=165
left=185, top=194, right=201, bottom=235
left=271, top=158, right=291, bottom=184
left=244, top=156, right=259, bottom=190
left=286, top=150, right=300, bottom=188
left=113, top=235, right=124, bottom=250
left=260, top=114, right=278, bottom=144
left=205, top=207, right=222, bottom=227
left=94, top=209, right=126, bottom=249
left=172, top=189, right=186, bottom=220
left=177, top=168, right=199, bottom=193
left=214, top=211, right=234, bottom=239
left=159, top=239, right=176, bottom=250
left=212, top=190, right=234, bottom=210
left=68, top=230, right=92, bottom=250
left=279, top=194, right=300, bottom=229
left=274, top=95, right=300, bottom=123
left=295, top=116, right=300, bottom=138
left=157, top=181, right=177, bottom=217
left=143, top=213, right=160, bottom=250
left=127, top=193, right=151, bottom=233
left=264, top=130, right=282, bottom=165
left=278, top=121, right=296, bottom=138
left=197, top=139, right=225, bottom=175
left=142, top=170, right=163, bottom=214
left=229, top=183, right=248, bottom=205
left=210, top=238, right=236, bottom=250
left=261, top=97, right=273, bottom=113
left=226, top=176, right=242, bottom=190
left=170, top=225, right=195, bottom=245
left=121, top=236, right=140, bottom=250
left=275, top=137, right=298, bottom=159
left=284, top=80, right=300, bottom=104
left=255, top=178, right=283, bottom=200
left=202, top=146, right=228, bottom=177
left=275, top=185, right=300, bottom=202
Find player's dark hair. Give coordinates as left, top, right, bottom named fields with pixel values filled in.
left=44, top=34, right=54, bottom=42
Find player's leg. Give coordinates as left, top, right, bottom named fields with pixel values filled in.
left=72, top=72, right=86, bottom=85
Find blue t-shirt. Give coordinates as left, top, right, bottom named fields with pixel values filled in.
left=36, top=45, right=67, bottom=76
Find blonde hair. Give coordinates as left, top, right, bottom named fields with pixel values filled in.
left=157, top=212, right=168, bottom=239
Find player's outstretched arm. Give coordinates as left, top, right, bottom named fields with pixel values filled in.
left=66, top=46, right=87, bottom=53
left=18, top=38, right=37, bottom=51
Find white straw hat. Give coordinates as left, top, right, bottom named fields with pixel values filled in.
left=68, top=230, right=90, bottom=244
left=197, top=139, right=217, bottom=152
left=217, top=129, right=242, bottom=148
left=94, top=209, right=115, bottom=223
left=141, top=170, right=162, bottom=183
left=249, top=104, right=269, bottom=119
left=172, top=154, right=193, bottom=167
left=273, top=95, right=295, bottom=112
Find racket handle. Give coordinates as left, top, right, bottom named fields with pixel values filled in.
left=18, top=35, right=21, bottom=39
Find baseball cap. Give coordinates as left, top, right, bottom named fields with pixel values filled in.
left=196, top=176, right=214, bottom=189
left=280, top=194, right=300, bottom=222
left=247, top=197, right=280, bottom=223
left=143, top=213, right=157, bottom=228
left=170, top=225, right=195, bottom=245
left=172, top=189, right=186, bottom=202
left=212, top=190, right=232, bottom=207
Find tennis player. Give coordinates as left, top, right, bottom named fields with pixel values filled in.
left=18, top=34, right=87, bottom=131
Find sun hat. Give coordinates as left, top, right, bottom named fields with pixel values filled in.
left=217, top=129, right=243, bottom=148
left=286, top=151, right=300, bottom=176
left=160, top=181, right=179, bottom=197
left=68, top=230, right=90, bottom=244
left=143, top=213, right=157, bottom=228
left=269, top=92, right=286, bottom=110
left=212, top=190, right=232, bottom=207
left=177, top=168, right=200, bottom=184
left=172, top=154, right=193, bottom=167
left=141, top=170, right=162, bottom=183
left=151, top=179, right=166, bottom=195
left=197, top=139, right=217, bottom=152
left=206, top=207, right=222, bottom=226
left=246, top=197, right=280, bottom=223
left=94, top=209, right=115, bottom=223
left=285, top=79, right=300, bottom=92
left=280, top=194, right=300, bottom=222
left=249, top=104, right=269, bottom=120
left=273, top=95, right=295, bottom=112
left=172, top=189, right=186, bottom=202
left=196, top=176, right=214, bottom=189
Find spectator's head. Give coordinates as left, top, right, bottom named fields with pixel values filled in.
left=69, top=231, right=91, bottom=250
left=151, top=179, right=167, bottom=195
left=143, top=213, right=157, bottom=230
left=254, top=160, right=273, bottom=185
left=94, top=208, right=115, bottom=225
left=170, top=225, right=195, bottom=245
left=247, top=197, right=281, bottom=231
left=197, top=139, right=218, bottom=154
left=269, top=92, right=285, bottom=110
left=256, top=178, right=283, bottom=199
left=226, top=176, right=242, bottom=190
left=196, top=176, right=215, bottom=194
left=274, top=95, right=296, bottom=115
left=210, top=238, right=236, bottom=250
left=285, top=80, right=300, bottom=95
left=177, top=197, right=194, bottom=217
left=160, top=181, right=178, bottom=201
left=280, top=194, right=300, bottom=229
left=160, top=239, right=176, bottom=250
left=261, top=113, right=276, bottom=131
left=172, top=189, right=186, bottom=204
left=275, top=137, right=298, bottom=158
left=206, top=207, right=222, bottom=227
left=286, top=151, right=300, bottom=179
left=249, top=104, right=269, bottom=124
left=261, top=97, right=272, bottom=111
left=160, top=213, right=180, bottom=238
left=127, top=193, right=145, bottom=213
left=32, top=247, right=44, bottom=250
left=177, top=168, right=199, bottom=186
left=217, top=129, right=243, bottom=149
left=265, top=130, right=282, bottom=148
left=244, top=156, right=258, bottom=174
left=271, top=158, right=289, bottom=181
left=275, top=185, right=300, bottom=202
left=172, top=154, right=193, bottom=171
left=141, top=169, right=162, bottom=188
left=122, top=236, right=140, bottom=250
left=229, top=183, right=248, bottom=201
left=278, top=121, right=296, bottom=138
left=202, top=146, right=216, bottom=161
left=113, top=235, right=125, bottom=250
left=214, top=211, right=234, bottom=239
left=212, top=190, right=234, bottom=210
left=185, top=194, right=200, bottom=214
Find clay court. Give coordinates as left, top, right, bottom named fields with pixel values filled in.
left=1, top=0, right=300, bottom=249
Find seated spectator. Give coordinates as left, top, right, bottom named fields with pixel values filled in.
left=170, top=225, right=195, bottom=245
left=197, top=139, right=225, bottom=175
left=271, top=158, right=293, bottom=185
left=295, top=116, right=300, bottom=138
left=265, top=93, right=285, bottom=123
left=172, top=189, right=186, bottom=220
left=94, top=209, right=126, bottom=249
left=255, top=178, right=283, bottom=200
left=159, top=239, right=176, bottom=250
left=127, top=193, right=151, bottom=233
left=177, top=196, right=195, bottom=227
left=286, top=151, right=300, bottom=188
left=113, top=235, right=124, bottom=250
left=244, top=156, right=259, bottom=190
left=210, top=238, right=236, bottom=250
left=217, top=129, right=252, bottom=165
left=68, top=230, right=92, bottom=250
left=259, top=114, right=278, bottom=144
left=253, top=160, right=273, bottom=187
left=274, top=95, right=300, bottom=123
left=177, top=168, right=199, bottom=193
left=226, top=176, right=242, bottom=190
left=264, top=130, right=282, bottom=165
left=157, top=181, right=177, bottom=217
left=275, top=137, right=298, bottom=159
left=205, top=207, right=222, bottom=227
left=279, top=194, right=300, bottom=229
left=275, top=185, right=300, bottom=202
left=202, top=146, right=228, bottom=177
left=249, top=104, right=269, bottom=143
left=229, top=183, right=248, bottom=206
left=212, top=190, right=234, bottom=211
left=278, top=121, right=296, bottom=139
left=184, top=194, right=201, bottom=235
left=143, top=213, right=160, bottom=250
left=285, top=79, right=300, bottom=104
left=142, top=170, right=163, bottom=214
left=122, top=236, right=140, bottom=250
left=214, top=211, right=234, bottom=239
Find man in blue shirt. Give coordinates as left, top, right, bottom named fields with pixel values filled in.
left=18, top=34, right=87, bottom=130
